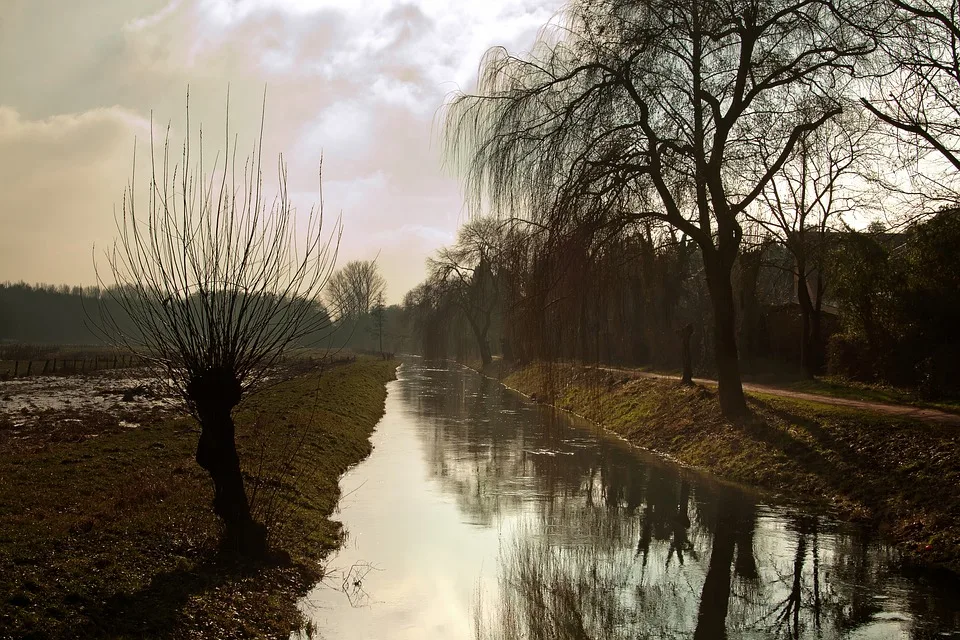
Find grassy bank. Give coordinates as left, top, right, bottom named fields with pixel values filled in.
left=494, top=362, right=960, bottom=575
left=0, top=359, right=398, bottom=639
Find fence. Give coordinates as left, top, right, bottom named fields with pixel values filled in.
left=0, top=354, right=147, bottom=379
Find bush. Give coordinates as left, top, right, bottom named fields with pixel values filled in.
left=828, top=211, right=960, bottom=396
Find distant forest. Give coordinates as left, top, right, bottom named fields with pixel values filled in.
left=0, top=284, right=105, bottom=345
left=0, top=279, right=409, bottom=357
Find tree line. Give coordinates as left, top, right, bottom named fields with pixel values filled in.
left=1, top=259, right=407, bottom=356
left=404, top=0, right=960, bottom=413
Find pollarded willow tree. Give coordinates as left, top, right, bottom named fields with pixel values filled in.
left=96, top=100, right=340, bottom=556
left=444, top=0, right=881, bottom=416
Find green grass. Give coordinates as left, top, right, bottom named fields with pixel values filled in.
left=503, top=363, right=960, bottom=575
left=0, top=358, right=398, bottom=638
left=529, top=358, right=960, bottom=415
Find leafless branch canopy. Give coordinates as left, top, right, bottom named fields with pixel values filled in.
left=427, top=218, right=505, bottom=346
left=96, top=97, right=341, bottom=411
left=752, top=110, right=880, bottom=247
left=444, top=0, right=880, bottom=255
left=858, top=0, right=960, bottom=205
left=325, top=259, right=387, bottom=320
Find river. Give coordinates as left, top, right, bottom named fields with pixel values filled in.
left=296, top=358, right=960, bottom=639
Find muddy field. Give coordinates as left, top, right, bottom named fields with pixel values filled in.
left=0, top=369, right=176, bottom=452
left=0, top=358, right=395, bottom=638
left=0, top=356, right=349, bottom=453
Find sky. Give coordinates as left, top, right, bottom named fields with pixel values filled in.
left=0, top=0, right=564, bottom=303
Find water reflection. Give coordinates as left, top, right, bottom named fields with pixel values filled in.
left=299, top=359, right=960, bottom=639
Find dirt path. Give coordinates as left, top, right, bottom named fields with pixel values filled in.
left=596, top=366, right=960, bottom=426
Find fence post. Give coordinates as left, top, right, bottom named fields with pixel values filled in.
left=13, top=360, right=18, bottom=377
left=26, top=361, right=32, bottom=376
left=42, top=360, right=49, bottom=374
left=52, top=358, right=57, bottom=373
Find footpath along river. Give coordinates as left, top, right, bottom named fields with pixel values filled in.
left=297, top=358, right=960, bottom=639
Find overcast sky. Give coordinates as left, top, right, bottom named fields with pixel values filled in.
left=0, top=0, right=564, bottom=303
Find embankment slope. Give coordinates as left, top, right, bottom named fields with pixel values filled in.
left=500, top=362, right=960, bottom=575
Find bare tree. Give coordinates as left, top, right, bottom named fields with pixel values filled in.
left=752, top=112, right=878, bottom=377
left=96, top=98, right=340, bottom=556
left=862, top=0, right=960, bottom=200
left=444, top=0, right=878, bottom=416
left=427, top=218, right=504, bottom=366
left=325, top=259, right=386, bottom=320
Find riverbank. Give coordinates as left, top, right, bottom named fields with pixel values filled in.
left=481, top=361, right=960, bottom=575
left=0, top=358, right=398, bottom=638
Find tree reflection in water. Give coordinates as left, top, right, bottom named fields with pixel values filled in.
left=400, top=361, right=959, bottom=639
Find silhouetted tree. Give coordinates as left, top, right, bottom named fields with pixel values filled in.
left=752, top=113, right=877, bottom=377
left=445, top=0, right=878, bottom=415
left=325, top=259, right=386, bottom=320
left=370, top=291, right=386, bottom=357
left=427, top=218, right=504, bottom=366
left=96, top=99, right=340, bottom=556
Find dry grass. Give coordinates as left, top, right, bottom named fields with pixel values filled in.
left=0, top=358, right=397, bottom=639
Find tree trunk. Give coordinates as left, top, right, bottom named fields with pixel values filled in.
left=196, top=411, right=267, bottom=557
left=704, top=256, right=748, bottom=417
left=812, top=271, right=825, bottom=374
left=189, top=373, right=267, bottom=558
left=797, top=260, right=817, bottom=379
left=811, top=305, right=822, bottom=373
left=478, top=336, right=492, bottom=367
left=679, top=324, right=694, bottom=385
left=501, top=334, right=514, bottom=363
left=467, top=316, right=493, bottom=367
left=693, top=502, right=737, bottom=640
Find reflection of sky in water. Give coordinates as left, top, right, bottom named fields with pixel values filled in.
left=297, top=359, right=960, bottom=639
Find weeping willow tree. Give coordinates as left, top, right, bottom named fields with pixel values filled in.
left=95, top=95, right=340, bottom=556
left=444, top=0, right=880, bottom=416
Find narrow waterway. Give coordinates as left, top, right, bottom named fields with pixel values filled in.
left=297, top=358, right=960, bottom=639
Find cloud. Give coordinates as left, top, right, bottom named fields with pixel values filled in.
left=0, top=0, right=566, bottom=301
left=0, top=107, right=151, bottom=285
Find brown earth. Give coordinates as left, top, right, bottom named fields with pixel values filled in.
left=0, top=359, right=398, bottom=638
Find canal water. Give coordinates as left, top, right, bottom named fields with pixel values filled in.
left=297, top=358, right=960, bottom=639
